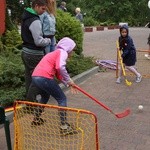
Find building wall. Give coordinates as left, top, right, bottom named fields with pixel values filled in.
left=0, top=0, right=6, bottom=35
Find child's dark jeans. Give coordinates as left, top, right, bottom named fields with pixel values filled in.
left=30, top=76, right=67, bottom=125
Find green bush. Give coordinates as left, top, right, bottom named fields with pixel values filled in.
left=2, top=29, right=22, bottom=49
left=99, top=22, right=108, bottom=26
left=5, top=8, right=17, bottom=31
left=56, top=10, right=84, bottom=55
left=0, top=87, right=25, bottom=108
left=0, top=36, right=4, bottom=52
left=0, top=54, right=24, bottom=88
left=0, top=12, right=96, bottom=108
left=83, top=16, right=99, bottom=27
left=67, top=53, right=95, bottom=76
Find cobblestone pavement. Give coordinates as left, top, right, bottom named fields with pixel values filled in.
left=0, top=27, right=150, bottom=150
left=67, top=27, right=150, bottom=150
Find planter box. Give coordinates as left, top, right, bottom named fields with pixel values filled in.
left=107, top=26, right=114, bottom=30
left=96, top=26, right=104, bottom=31
left=84, top=27, right=93, bottom=32
left=114, top=25, right=120, bottom=29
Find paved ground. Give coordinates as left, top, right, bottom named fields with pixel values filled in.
left=0, top=27, right=150, bottom=150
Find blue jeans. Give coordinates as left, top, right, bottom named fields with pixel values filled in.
left=31, top=77, right=67, bottom=124
left=45, top=36, right=56, bottom=54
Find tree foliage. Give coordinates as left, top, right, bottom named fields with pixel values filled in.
left=6, top=0, right=30, bottom=23
left=66, top=0, right=150, bottom=26
left=56, top=10, right=83, bottom=55
left=0, top=10, right=90, bottom=107
left=6, top=0, right=150, bottom=26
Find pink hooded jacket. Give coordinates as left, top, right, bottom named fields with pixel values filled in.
left=32, top=37, right=76, bottom=85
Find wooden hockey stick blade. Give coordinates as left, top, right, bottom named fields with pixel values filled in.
left=112, top=109, right=130, bottom=118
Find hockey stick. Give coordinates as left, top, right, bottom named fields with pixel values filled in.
left=116, top=46, right=119, bottom=78
left=118, top=50, right=132, bottom=86
left=74, top=85, right=130, bottom=119
left=116, top=40, right=132, bottom=86
left=136, top=49, right=150, bottom=52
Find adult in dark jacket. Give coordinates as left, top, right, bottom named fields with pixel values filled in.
left=75, top=7, right=84, bottom=29
left=58, top=1, right=67, bottom=12
left=116, top=25, right=142, bottom=84
left=21, top=0, right=51, bottom=98
left=75, top=7, right=83, bottom=23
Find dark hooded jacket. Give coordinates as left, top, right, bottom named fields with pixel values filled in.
left=21, top=9, right=43, bottom=51
left=119, top=25, right=136, bottom=66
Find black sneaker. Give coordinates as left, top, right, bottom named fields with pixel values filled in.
left=31, top=117, right=46, bottom=127
left=60, top=123, right=78, bottom=135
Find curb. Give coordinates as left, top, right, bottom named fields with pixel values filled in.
left=60, top=66, right=99, bottom=91
left=0, top=66, right=99, bottom=128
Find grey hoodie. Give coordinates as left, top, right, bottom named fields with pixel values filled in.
left=21, top=8, right=51, bottom=54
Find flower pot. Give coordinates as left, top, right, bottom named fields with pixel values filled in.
left=84, top=27, right=93, bottom=32
left=96, top=26, right=104, bottom=31
left=107, top=26, right=114, bottom=30
left=114, top=25, right=120, bottom=29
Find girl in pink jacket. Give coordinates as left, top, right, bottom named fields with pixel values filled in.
left=28, top=37, right=77, bottom=135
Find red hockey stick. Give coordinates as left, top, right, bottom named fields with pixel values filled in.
left=74, top=85, right=130, bottom=119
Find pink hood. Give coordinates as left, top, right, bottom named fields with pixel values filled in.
left=32, top=37, right=76, bottom=86
left=55, top=37, right=76, bottom=53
